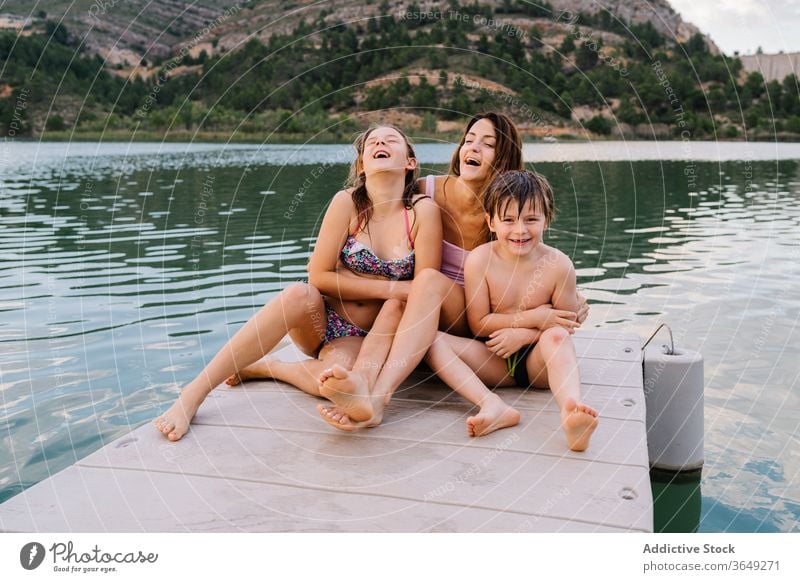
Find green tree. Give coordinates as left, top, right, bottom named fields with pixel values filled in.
left=786, top=116, right=800, bottom=133
left=560, top=35, right=576, bottom=55
left=45, top=114, right=65, bottom=131
left=585, top=115, right=611, bottom=134
left=421, top=112, right=437, bottom=132
left=477, top=34, right=490, bottom=54
left=615, top=99, right=644, bottom=125
left=181, top=102, right=194, bottom=130
left=411, top=77, right=437, bottom=107
left=744, top=71, right=765, bottom=100
left=575, top=40, right=599, bottom=70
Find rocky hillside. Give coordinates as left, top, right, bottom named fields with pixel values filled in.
left=1, top=0, right=718, bottom=67
left=2, top=0, right=797, bottom=140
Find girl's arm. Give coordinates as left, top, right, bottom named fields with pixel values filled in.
left=307, top=191, right=400, bottom=301
left=330, top=196, right=442, bottom=300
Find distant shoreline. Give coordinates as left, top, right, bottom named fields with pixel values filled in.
left=9, top=130, right=800, bottom=144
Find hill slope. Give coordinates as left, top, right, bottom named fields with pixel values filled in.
left=1, top=1, right=797, bottom=140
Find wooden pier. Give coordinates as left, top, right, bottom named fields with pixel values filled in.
left=0, top=330, right=652, bottom=532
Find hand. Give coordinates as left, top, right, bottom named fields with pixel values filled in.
left=575, top=290, right=589, bottom=324
left=530, top=304, right=579, bottom=332
left=486, top=328, right=539, bottom=359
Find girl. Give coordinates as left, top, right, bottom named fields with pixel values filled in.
left=154, top=125, right=441, bottom=441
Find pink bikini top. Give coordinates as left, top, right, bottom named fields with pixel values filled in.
left=425, top=174, right=469, bottom=287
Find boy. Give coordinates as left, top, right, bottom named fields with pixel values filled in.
left=425, top=170, right=598, bottom=451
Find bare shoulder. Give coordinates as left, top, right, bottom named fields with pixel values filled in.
left=416, top=175, right=446, bottom=198
left=323, top=190, right=358, bottom=226
left=540, top=244, right=575, bottom=276
left=465, top=241, right=493, bottom=270
left=327, top=189, right=357, bottom=214
left=411, top=194, right=440, bottom=218
left=331, top=188, right=355, bottom=206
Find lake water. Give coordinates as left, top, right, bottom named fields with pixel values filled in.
left=1, top=140, right=798, bottom=532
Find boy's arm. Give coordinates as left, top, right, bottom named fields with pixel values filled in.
left=551, top=254, right=580, bottom=312
left=465, top=248, right=577, bottom=336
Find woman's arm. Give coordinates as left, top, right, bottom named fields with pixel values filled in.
left=410, top=197, right=443, bottom=275
left=307, top=191, right=399, bottom=301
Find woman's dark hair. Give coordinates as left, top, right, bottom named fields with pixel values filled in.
left=483, top=170, right=556, bottom=227
left=345, top=124, right=419, bottom=233
left=447, top=112, right=523, bottom=187
left=446, top=112, right=524, bottom=243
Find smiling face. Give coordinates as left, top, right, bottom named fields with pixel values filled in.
left=448, top=113, right=523, bottom=190
left=458, top=117, right=497, bottom=182
left=358, top=126, right=417, bottom=176
left=487, top=198, right=547, bottom=255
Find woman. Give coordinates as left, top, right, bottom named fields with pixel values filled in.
left=317, top=112, right=588, bottom=430
left=154, top=125, right=441, bottom=441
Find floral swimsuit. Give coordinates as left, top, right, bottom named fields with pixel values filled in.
left=323, top=207, right=415, bottom=344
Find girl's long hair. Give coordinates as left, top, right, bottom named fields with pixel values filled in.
left=345, top=124, right=419, bottom=234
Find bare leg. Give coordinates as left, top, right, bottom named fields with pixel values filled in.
left=363, top=269, right=469, bottom=425
left=317, top=270, right=472, bottom=430
left=154, top=283, right=327, bottom=441
left=317, top=299, right=405, bottom=429
left=424, top=332, right=520, bottom=436
left=525, top=327, right=598, bottom=451
left=225, top=337, right=362, bottom=397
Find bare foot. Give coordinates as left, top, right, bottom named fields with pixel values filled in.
left=318, top=364, right=373, bottom=422
left=225, top=359, right=279, bottom=386
left=316, top=402, right=383, bottom=432
left=561, top=397, right=599, bottom=452
left=467, top=397, right=521, bottom=437
left=154, top=386, right=206, bottom=442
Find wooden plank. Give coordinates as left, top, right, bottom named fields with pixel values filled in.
left=157, top=386, right=648, bottom=467
left=69, top=422, right=651, bottom=531
left=0, top=466, right=634, bottom=533
left=572, top=334, right=641, bottom=362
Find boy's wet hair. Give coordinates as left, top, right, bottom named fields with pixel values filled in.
left=483, top=170, right=555, bottom=225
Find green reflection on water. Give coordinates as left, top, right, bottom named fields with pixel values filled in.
left=651, top=468, right=703, bottom=533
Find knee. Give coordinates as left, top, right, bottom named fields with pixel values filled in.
left=413, top=268, right=449, bottom=296
left=540, top=326, right=570, bottom=348
left=278, top=283, right=320, bottom=307
left=269, top=284, right=322, bottom=323
left=425, top=331, right=449, bottom=361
